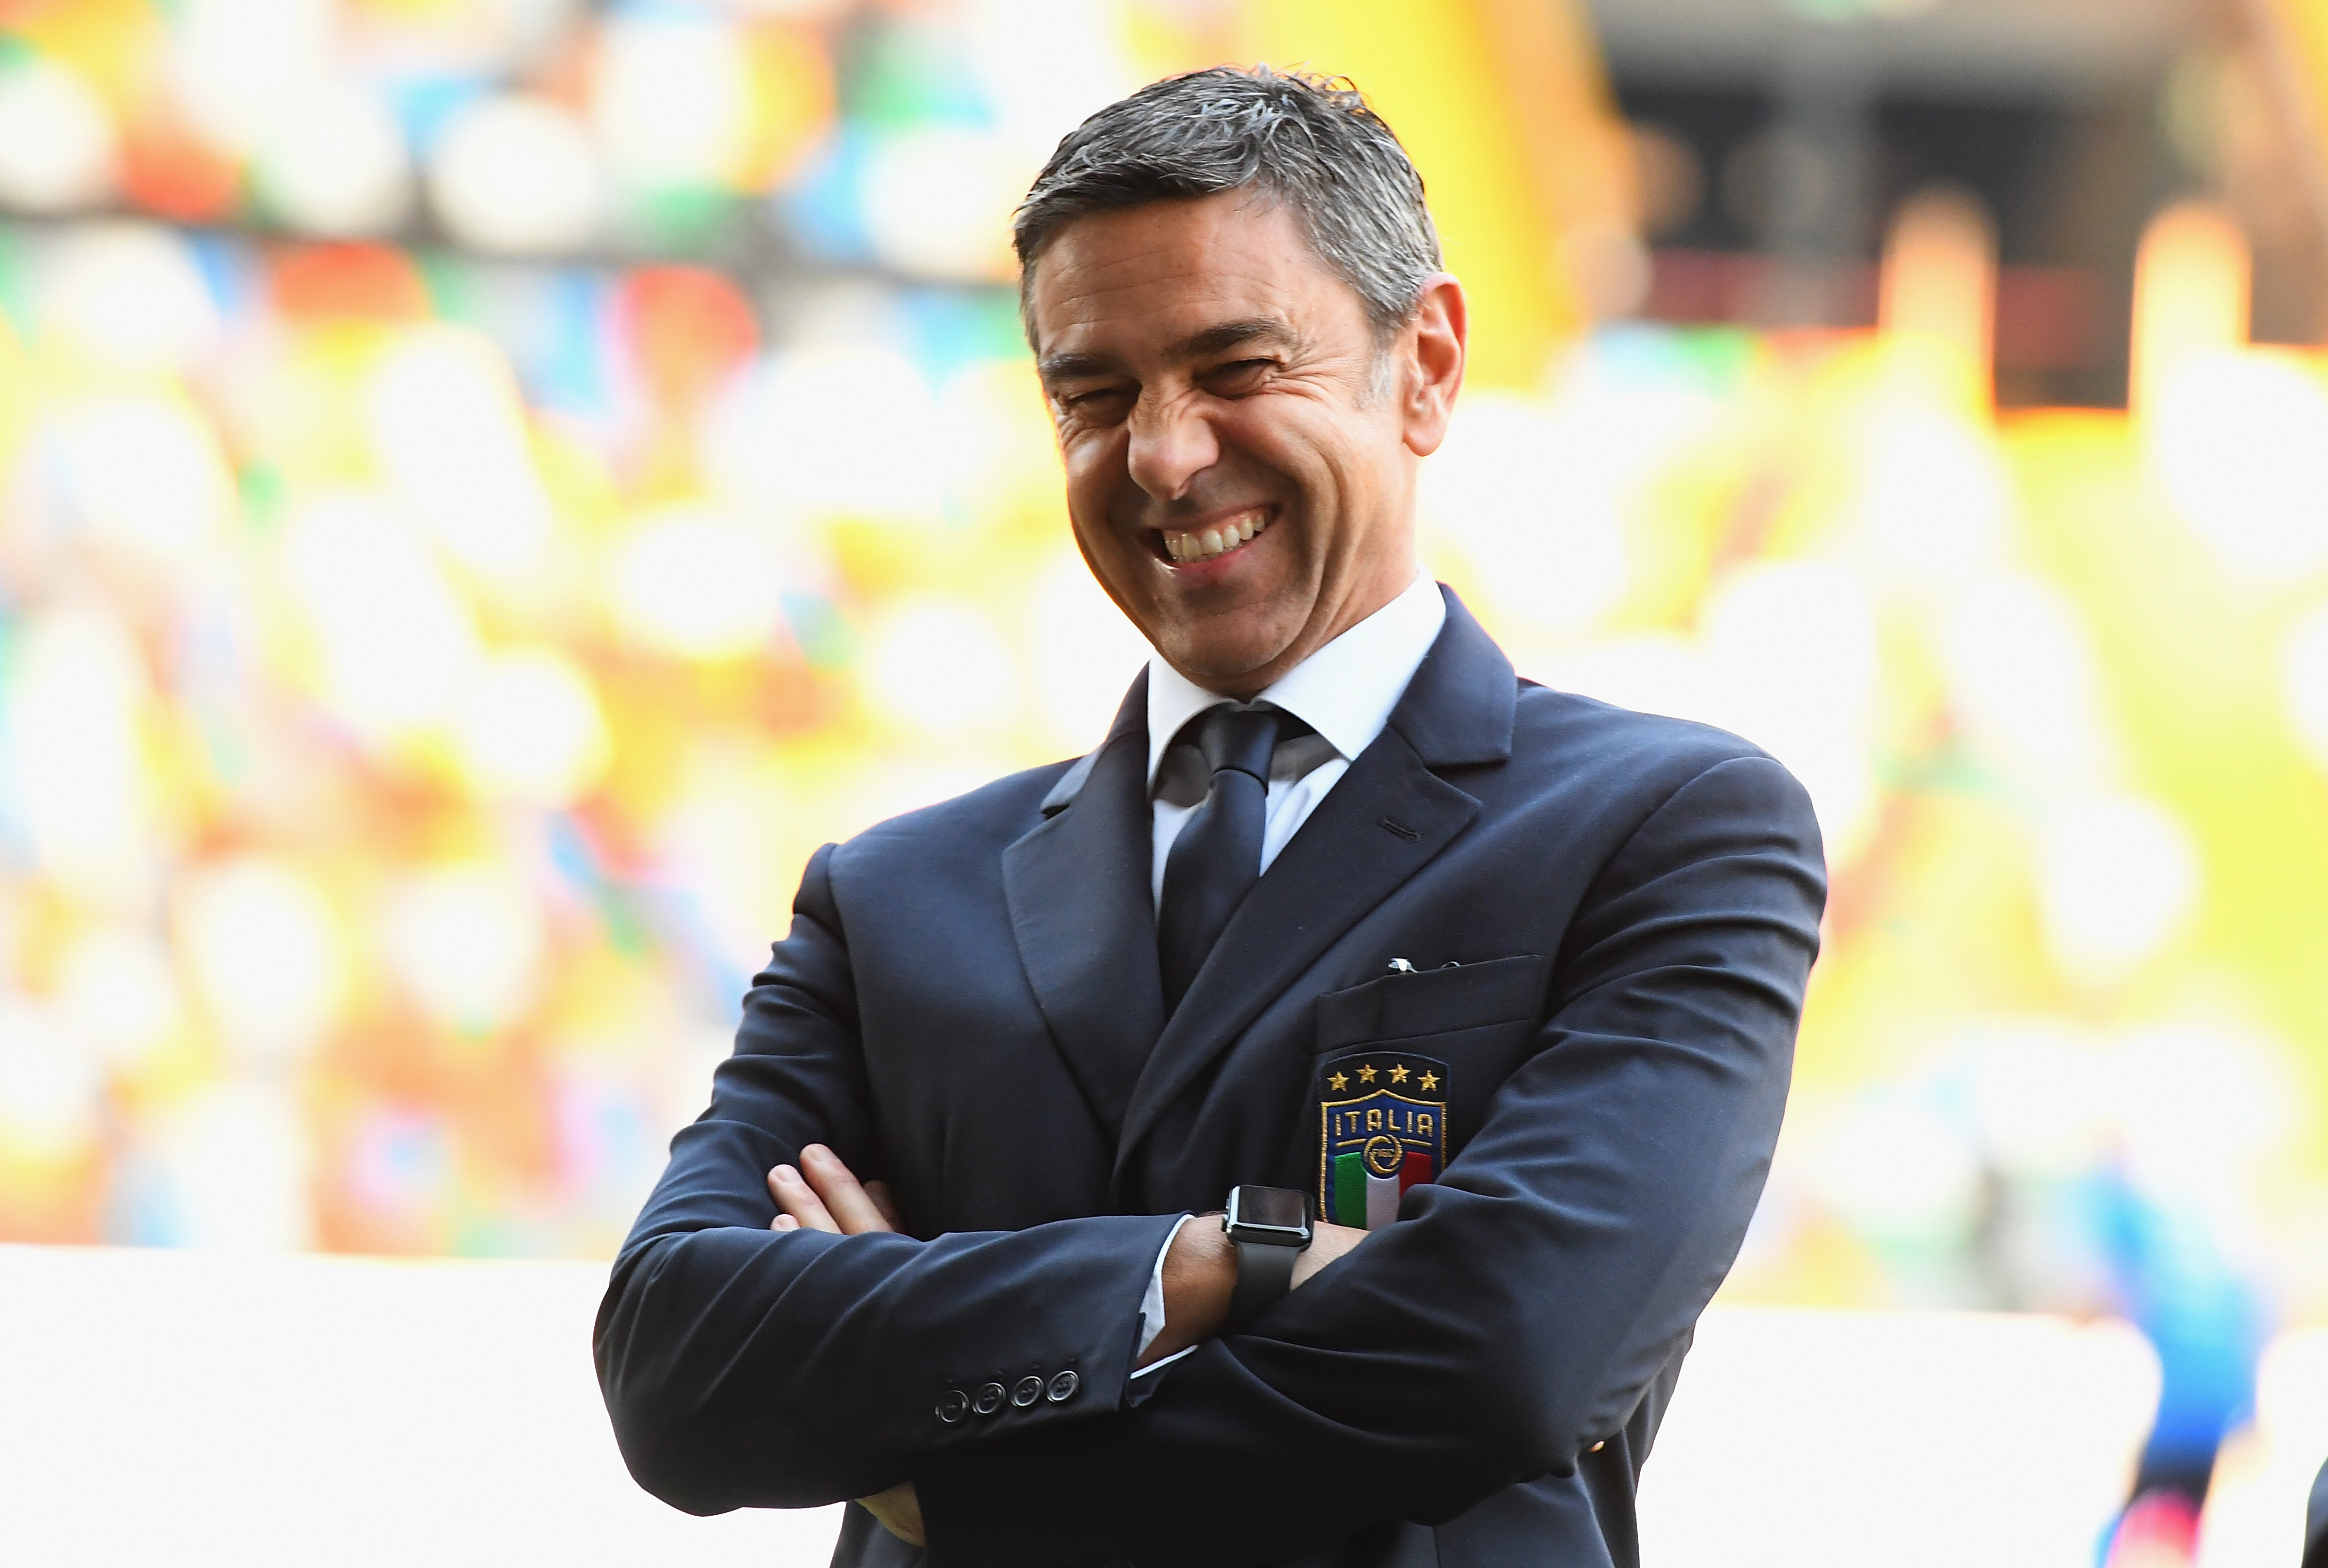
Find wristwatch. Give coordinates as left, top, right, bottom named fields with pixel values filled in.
left=1221, top=1185, right=1313, bottom=1331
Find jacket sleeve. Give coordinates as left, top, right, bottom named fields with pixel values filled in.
left=593, top=842, right=1185, bottom=1515
left=914, top=753, right=1827, bottom=1568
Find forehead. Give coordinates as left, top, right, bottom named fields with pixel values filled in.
left=1025, top=191, right=1364, bottom=361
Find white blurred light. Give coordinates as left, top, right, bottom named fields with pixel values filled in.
left=1029, top=552, right=1148, bottom=744
left=0, top=1004, right=102, bottom=1165
left=143, top=1079, right=315, bottom=1250
left=2, top=608, right=158, bottom=907
left=365, top=326, right=555, bottom=583
left=865, top=596, right=1018, bottom=740
left=1812, top=1090, right=1982, bottom=1244
left=0, top=57, right=118, bottom=213
left=1935, top=572, right=2115, bottom=795
left=704, top=347, right=945, bottom=526
left=1965, top=1018, right=2110, bottom=1176
left=1540, top=632, right=1707, bottom=724
left=2109, top=1020, right=2296, bottom=1215
left=1853, top=409, right=2015, bottom=595
left=382, top=862, right=547, bottom=1036
left=2151, top=349, right=2328, bottom=582
left=283, top=490, right=487, bottom=748
left=51, top=393, right=237, bottom=564
left=56, top=927, right=187, bottom=1072
left=605, top=503, right=786, bottom=660
left=35, top=224, right=219, bottom=375
left=592, top=11, right=752, bottom=188
left=861, top=127, right=1028, bottom=281
left=2034, top=794, right=2201, bottom=988
left=173, top=0, right=334, bottom=156
left=176, top=856, right=348, bottom=1067
left=253, top=82, right=415, bottom=237
left=429, top=94, right=603, bottom=255
left=1421, top=392, right=1631, bottom=635
left=453, top=647, right=612, bottom=806
left=2280, top=599, right=2328, bottom=774
left=1700, top=561, right=1881, bottom=862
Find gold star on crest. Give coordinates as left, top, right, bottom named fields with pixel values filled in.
left=1327, top=1071, right=1348, bottom=1092
left=1388, top=1064, right=1409, bottom=1084
left=1417, top=1070, right=1440, bottom=1091
left=1357, top=1064, right=1378, bottom=1083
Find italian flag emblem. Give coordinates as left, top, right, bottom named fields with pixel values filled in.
left=1317, top=1051, right=1448, bottom=1229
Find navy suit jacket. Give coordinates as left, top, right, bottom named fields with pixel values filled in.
left=596, top=589, right=1827, bottom=1568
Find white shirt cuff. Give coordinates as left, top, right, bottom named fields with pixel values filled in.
left=1130, top=1213, right=1192, bottom=1375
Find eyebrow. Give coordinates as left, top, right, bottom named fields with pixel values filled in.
left=1036, top=317, right=1295, bottom=384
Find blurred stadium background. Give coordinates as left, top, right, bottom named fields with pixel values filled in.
left=0, top=0, right=2326, bottom=1561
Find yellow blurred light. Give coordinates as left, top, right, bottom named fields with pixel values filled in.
left=0, top=55, right=118, bottom=214
left=452, top=647, right=612, bottom=807
left=34, top=223, right=221, bottom=377
left=364, top=326, right=556, bottom=585
left=2130, top=201, right=2249, bottom=423
left=2150, top=348, right=2328, bottom=582
left=0, top=1005, right=103, bottom=1167
left=862, top=595, right=1019, bottom=741
left=1878, top=187, right=1996, bottom=388
left=2033, top=793, right=2201, bottom=989
left=283, top=489, right=487, bottom=748
left=592, top=11, right=755, bottom=189
left=380, top=862, right=547, bottom=1037
left=5, top=608, right=159, bottom=909
left=2279, top=599, right=2328, bottom=774
left=428, top=94, right=605, bottom=256
left=55, top=926, right=188, bottom=1075
left=52, top=392, right=237, bottom=564
left=176, top=856, right=348, bottom=1069
left=604, top=502, right=786, bottom=660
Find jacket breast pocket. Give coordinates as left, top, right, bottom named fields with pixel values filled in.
left=1313, top=955, right=1549, bottom=1159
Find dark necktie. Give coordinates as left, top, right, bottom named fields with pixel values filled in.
left=1157, top=704, right=1301, bottom=1015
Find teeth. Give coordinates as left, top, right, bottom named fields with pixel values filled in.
left=1163, top=510, right=1269, bottom=564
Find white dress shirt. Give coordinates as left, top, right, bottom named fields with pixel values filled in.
left=1129, top=571, right=1446, bottom=1373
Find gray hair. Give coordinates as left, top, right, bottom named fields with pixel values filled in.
left=1013, top=66, right=1442, bottom=345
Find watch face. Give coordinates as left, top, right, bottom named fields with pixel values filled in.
left=1233, top=1186, right=1307, bottom=1232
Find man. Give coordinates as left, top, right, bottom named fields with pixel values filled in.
left=597, top=67, right=1825, bottom=1568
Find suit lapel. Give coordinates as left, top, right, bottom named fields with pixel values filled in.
left=1001, top=673, right=1163, bottom=1138
left=1112, top=589, right=1519, bottom=1172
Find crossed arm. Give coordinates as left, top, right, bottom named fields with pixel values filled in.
left=764, top=1144, right=1370, bottom=1545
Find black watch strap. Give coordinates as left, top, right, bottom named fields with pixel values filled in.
left=1225, top=1237, right=1299, bottom=1332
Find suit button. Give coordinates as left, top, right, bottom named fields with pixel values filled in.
left=936, top=1389, right=968, bottom=1424
left=1046, top=1369, right=1080, bottom=1403
left=1012, top=1375, right=1045, bottom=1408
left=973, top=1381, right=1007, bottom=1416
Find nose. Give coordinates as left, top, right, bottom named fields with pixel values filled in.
left=1124, top=392, right=1220, bottom=504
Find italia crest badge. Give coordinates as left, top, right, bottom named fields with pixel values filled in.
left=1317, top=1051, right=1448, bottom=1230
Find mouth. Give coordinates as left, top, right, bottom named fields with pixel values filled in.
left=1153, top=507, right=1274, bottom=566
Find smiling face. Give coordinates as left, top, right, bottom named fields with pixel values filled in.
left=1026, top=191, right=1466, bottom=697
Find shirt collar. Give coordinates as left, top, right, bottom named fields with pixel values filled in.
left=1144, top=572, right=1445, bottom=787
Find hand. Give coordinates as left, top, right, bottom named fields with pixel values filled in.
left=1136, top=1215, right=1372, bottom=1367
left=858, top=1479, right=925, bottom=1547
left=1292, top=1220, right=1368, bottom=1289
left=768, top=1146, right=917, bottom=1542
left=766, top=1144, right=899, bottom=1235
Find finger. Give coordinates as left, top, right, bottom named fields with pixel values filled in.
left=800, top=1144, right=895, bottom=1235
left=771, top=1213, right=799, bottom=1232
left=864, top=1179, right=902, bottom=1229
left=766, top=1164, right=839, bottom=1233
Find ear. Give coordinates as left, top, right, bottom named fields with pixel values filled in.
left=1399, top=274, right=1467, bottom=458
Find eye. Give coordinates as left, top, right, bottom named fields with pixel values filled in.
left=1203, top=358, right=1276, bottom=392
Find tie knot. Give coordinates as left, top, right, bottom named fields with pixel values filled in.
left=1192, top=704, right=1294, bottom=782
